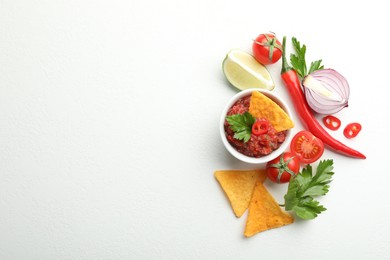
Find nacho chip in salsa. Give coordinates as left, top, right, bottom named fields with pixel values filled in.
left=249, top=91, right=294, bottom=132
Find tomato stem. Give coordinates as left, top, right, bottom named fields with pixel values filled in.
left=269, top=153, right=298, bottom=183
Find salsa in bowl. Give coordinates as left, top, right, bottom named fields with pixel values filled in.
left=220, top=89, right=294, bottom=164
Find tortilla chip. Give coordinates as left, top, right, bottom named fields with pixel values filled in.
left=215, top=169, right=267, bottom=218
left=244, top=180, right=294, bottom=237
left=249, top=91, right=294, bottom=132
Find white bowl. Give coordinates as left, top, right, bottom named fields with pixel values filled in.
left=219, top=88, right=294, bottom=164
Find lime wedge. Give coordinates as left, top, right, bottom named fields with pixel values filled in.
left=222, top=49, right=275, bottom=91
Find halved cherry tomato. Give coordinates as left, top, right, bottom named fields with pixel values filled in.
left=252, top=33, right=282, bottom=65
left=251, top=118, right=269, bottom=136
left=290, top=130, right=324, bottom=164
left=323, top=115, right=341, bottom=131
left=266, top=152, right=300, bottom=183
left=343, top=123, right=362, bottom=139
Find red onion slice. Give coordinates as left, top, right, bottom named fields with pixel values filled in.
left=302, top=69, right=350, bottom=114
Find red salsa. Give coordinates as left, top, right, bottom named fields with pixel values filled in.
left=224, top=95, right=287, bottom=158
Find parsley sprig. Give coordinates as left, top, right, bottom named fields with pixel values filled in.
left=284, top=159, right=334, bottom=220
left=226, top=112, right=255, bottom=142
left=290, top=37, right=324, bottom=78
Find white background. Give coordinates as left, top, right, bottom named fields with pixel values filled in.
left=1, top=0, right=390, bottom=259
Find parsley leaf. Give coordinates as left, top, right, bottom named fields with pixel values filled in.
left=226, top=112, right=255, bottom=143
left=290, top=37, right=307, bottom=78
left=290, top=37, right=324, bottom=78
left=308, top=60, right=324, bottom=74
left=284, top=159, right=334, bottom=220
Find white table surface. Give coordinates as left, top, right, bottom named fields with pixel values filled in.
left=1, top=0, right=390, bottom=259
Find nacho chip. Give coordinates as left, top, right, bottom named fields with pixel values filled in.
left=215, top=169, right=267, bottom=218
left=249, top=91, right=294, bottom=132
left=244, top=180, right=294, bottom=237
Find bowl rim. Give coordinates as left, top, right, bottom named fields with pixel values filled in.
left=219, top=88, right=293, bottom=164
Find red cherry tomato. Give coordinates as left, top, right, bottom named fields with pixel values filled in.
left=266, top=152, right=300, bottom=183
left=323, top=115, right=341, bottom=131
left=251, top=118, right=269, bottom=136
left=290, top=130, right=324, bottom=164
left=252, top=33, right=282, bottom=65
left=343, top=123, right=362, bottom=139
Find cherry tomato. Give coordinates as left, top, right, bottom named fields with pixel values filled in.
left=251, top=118, right=269, bottom=136
left=343, top=123, right=362, bottom=139
left=290, top=130, right=324, bottom=164
left=266, top=152, right=300, bottom=183
left=252, top=33, right=282, bottom=65
left=323, top=115, right=341, bottom=131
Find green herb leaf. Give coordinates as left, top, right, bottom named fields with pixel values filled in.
left=293, top=197, right=326, bottom=220
left=308, top=60, right=324, bottom=74
left=290, top=37, right=307, bottom=78
left=284, top=159, right=334, bottom=220
left=290, top=37, right=324, bottom=78
left=226, top=112, right=255, bottom=143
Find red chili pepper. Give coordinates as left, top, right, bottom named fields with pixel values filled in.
left=323, top=115, right=341, bottom=131
left=280, top=37, right=366, bottom=159
left=343, top=123, right=362, bottom=139
left=252, top=119, right=269, bottom=136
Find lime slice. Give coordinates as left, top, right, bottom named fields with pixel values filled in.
left=222, top=49, right=275, bottom=91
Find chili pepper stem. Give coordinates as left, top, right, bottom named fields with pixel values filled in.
left=281, top=36, right=291, bottom=74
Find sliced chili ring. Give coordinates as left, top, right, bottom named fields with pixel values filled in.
left=343, top=123, right=362, bottom=139
left=323, top=115, right=341, bottom=131
left=252, top=119, right=269, bottom=136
